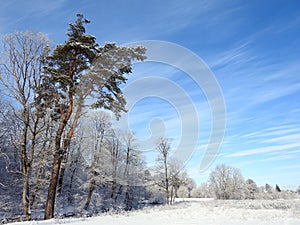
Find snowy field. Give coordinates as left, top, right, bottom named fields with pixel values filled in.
left=9, top=198, right=300, bottom=225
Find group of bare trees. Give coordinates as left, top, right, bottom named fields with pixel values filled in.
left=154, top=138, right=196, bottom=204
left=209, top=164, right=245, bottom=200
left=191, top=164, right=298, bottom=200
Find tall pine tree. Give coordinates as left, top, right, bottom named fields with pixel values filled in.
left=42, top=14, right=146, bottom=219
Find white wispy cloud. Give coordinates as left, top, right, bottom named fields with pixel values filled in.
left=226, top=142, right=300, bottom=157
left=261, top=133, right=300, bottom=144
left=258, top=154, right=296, bottom=162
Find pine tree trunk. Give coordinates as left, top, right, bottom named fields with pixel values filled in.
left=45, top=95, right=75, bottom=219
left=57, top=107, right=81, bottom=196
left=44, top=152, right=62, bottom=219
left=45, top=119, right=67, bottom=219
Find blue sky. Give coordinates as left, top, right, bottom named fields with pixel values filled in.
left=1, top=0, right=300, bottom=189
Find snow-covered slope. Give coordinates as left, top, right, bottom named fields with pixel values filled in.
left=11, top=198, right=300, bottom=225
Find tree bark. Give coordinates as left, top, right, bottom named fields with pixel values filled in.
left=21, top=107, right=31, bottom=221
left=57, top=152, right=68, bottom=195
left=44, top=118, right=68, bottom=219
left=57, top=106, right=82, bottom=196
left=84, top=176, right=95, bottom=210
left=22, top=168, right=31, bottom=221
left=164, top=157, right=169, bottom=205
left=44, top=152, right=62, bottom=219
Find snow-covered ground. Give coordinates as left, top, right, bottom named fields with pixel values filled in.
left=10, top=198, right=300, bottom=225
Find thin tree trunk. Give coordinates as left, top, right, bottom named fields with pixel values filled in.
left=27, top=119, right=42, bottom=209
left=84, top=125, right=104, bottom=210
left=21, top=108, right=31, bottom=221
left=30, top=163, right=44, bottom=208
left=111, top=177, right=116, bottom=199
left=170, top=185, right=174, bottom=204
left=30, top=145, right=47, bottom=208
left=22, top=168, right=31, bottom=221
left=124, top=186, right=130, bottom=210
left=164, top=158, right=169, bottom=205
left=84, top=176, right=95, bottom=210
left=67, top=153, right=79, bottom=203
left=57, top=151, right=68, bottom=195
left=121, top=146, right=130, bottom=206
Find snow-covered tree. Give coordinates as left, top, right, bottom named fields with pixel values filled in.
left=41, top=14, right=146, bottom=219
left=244, top=179, right=259, bottom=199
left=0, top=31, right=50, bottom=220
left=265, top=183, right=273, bottom=193
left=191, top=182, right=213, bottom=198
left=156, top=138, right=172, bottom=204
left=168, top=159, right=183, bottom=202
left=0, top=100, right=23, bottom=217
left=209, top=164, right=245, bottom=200
left=83, top=112, right=112, bottom=210
left=177, top=186, right=189, bottom=198
left=119, top=131, right=145, bottom=210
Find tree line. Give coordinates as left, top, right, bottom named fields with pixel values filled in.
left=190, top=164, right=299, bottom=200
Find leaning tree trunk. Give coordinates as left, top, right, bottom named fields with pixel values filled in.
left=57, top=106, right=82, bottom=196
left=44, top=88, right=76, bottom=219
left=44, top=151, right=62, bottom=219
left=44, top=119, right=68, bottom=219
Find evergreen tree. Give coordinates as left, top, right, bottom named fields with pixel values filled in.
left=42, top=14, right=146, bottom=219
left=275, top=184, right=281, bottom=192
left=245, top=179, right=259, bottom=199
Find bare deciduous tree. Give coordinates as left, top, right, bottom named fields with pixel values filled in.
left=209, top=164, right=245, bottom=200
left=156, top=138, right=171, bottom=204
left=0, top=31, right=50, bottom=220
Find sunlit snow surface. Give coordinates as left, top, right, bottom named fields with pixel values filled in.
left=12, top=198, right=300, bottom=225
